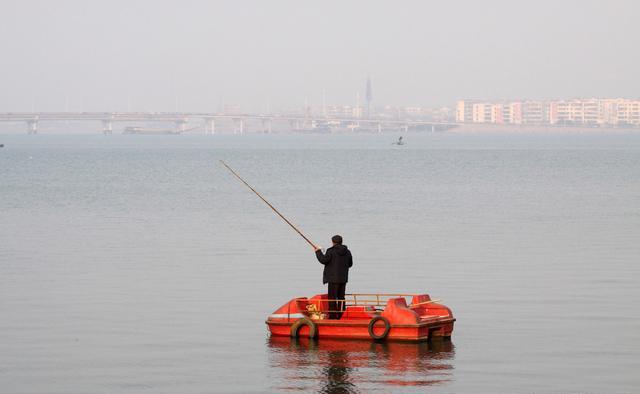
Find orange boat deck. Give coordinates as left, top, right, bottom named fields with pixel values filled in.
left=266, top=293, right=455, bottom=342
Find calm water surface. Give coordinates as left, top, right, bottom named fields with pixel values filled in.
left=1, top=133, right=639, bottom=393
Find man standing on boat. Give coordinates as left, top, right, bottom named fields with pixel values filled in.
left=314, top=235, right=353, bottom=319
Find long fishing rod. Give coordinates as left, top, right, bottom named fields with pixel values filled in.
left=220, top=160, right=318, bottom=249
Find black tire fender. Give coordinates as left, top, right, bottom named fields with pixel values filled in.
left=290, top=317, right=318, bottom=338
left=368, top=316, right=391, bottom=340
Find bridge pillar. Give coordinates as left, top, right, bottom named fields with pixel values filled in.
left=377, top=122, right=382, bottom=134
left=431, top=124, right=435, bottom=133
left=404, top=123, right=409, bottom=133
left=26, top=119, right=38, bottom=134
left=102, top=120, right=113, bottom=134
left=261, top=119, right=272, bottom=133
left=233, top=118, right=244, bottom=134
left=175, top=119, right=187, bottom=133
left=205, top=118, right=215, bottom=135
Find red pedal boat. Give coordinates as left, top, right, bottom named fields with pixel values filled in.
left=266, top=293, right=455, bottom=342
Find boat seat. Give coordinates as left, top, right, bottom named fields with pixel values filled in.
left=341, top=305, right=377, bottom=320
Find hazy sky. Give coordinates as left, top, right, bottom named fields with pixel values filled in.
left=1, top=1, right=638, bottom=112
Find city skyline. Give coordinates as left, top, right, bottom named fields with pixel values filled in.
left=3, top=95, right=640, bottom=136
left=4, top=87, right=640, bottom=116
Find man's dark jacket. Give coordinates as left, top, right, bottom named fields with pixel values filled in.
left=315, top=244, right=353, bottom=284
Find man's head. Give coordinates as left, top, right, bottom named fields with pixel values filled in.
left=331, top=235, right=343, bottom=245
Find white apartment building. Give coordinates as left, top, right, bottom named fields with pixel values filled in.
left=615, top=100, right=640, bottom=125
left=548, top=99, right=599, bottom=125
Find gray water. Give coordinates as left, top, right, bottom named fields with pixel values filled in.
left=1, top=133, right=639, bottom=393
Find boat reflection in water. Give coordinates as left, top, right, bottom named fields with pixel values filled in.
left=267, top=336, right=455, bottom=392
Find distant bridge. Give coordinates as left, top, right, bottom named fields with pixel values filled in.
left=0, top=112, right=459, bottom=134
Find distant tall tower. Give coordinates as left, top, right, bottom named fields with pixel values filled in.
left=365, top=75, right=373, bottom=118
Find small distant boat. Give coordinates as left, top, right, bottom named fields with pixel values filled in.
left=292, top=121, right=332, bottom=134
left=392, top=136, right=405, bottom=145
left=266, top=292, right=455, bottom=342
left=122, top=126, right=180, bottom=135
left=123, top=126, right=198, bottom=135
left=123, top=126, right=181, bottom=135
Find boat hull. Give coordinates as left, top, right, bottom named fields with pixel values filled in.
left=266, top=293, right=455, bottom=342
left=267, top=317, right=454, bottom=342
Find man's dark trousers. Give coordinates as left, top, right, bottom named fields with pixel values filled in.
left=328, top=282, right=346, bottom=319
